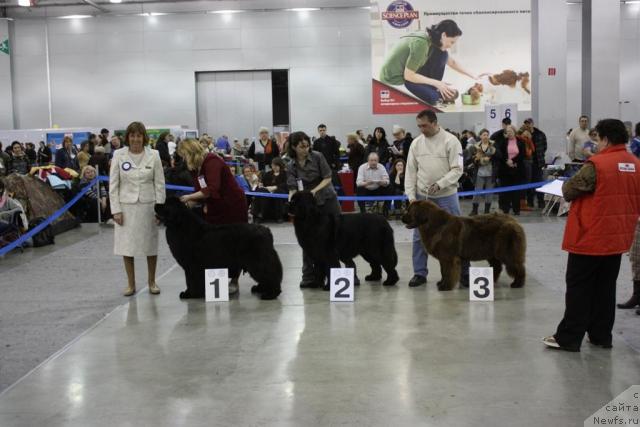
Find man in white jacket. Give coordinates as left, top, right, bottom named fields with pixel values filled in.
left=405, top=109, right=469, bottom=288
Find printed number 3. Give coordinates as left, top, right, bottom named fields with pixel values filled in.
left=473, top=277, right=490, bottom=299
left=335, top=278, right=350, bottom=298
left=210, top=278, right=220, bottom=299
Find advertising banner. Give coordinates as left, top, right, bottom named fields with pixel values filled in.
left=371, top=0, right=531, bottom=114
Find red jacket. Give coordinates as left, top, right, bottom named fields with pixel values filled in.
left=562, top=144, right=640, bottom=255
left=193, top=153, right=248, bottom=225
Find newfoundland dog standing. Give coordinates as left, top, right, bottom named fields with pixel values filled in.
left=155, top=197, right=282, bottom=300
left=289, top=191, right=399, bottom=290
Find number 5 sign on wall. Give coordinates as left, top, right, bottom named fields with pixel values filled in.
left=330, top=268, right=355, bottom=302
left=484, top=104, right=518, bottom=134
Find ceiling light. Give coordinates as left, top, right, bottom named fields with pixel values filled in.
left=110, top=0, right=122, bottom=3
left=286, top=8, right=320, bottom=12
left=209, top=10, right=244, bottom=14
left=624, top=0, right=640, bottom=4
left=138, top=12, right=168, bottom=16
left=18, top=0, right=31, bottom=6
left=58, top=15, right=93, bottom=19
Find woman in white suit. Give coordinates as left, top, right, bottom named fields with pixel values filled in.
left=110, top=122, right=166, bottom=296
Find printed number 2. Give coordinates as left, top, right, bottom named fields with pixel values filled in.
left=473, top=277, right=490, bottom=299
left=490, top=108, right=497, bottom=119
left=334, top=278, right=350, bottom=299
left=210, top=279, right=220, bottom=299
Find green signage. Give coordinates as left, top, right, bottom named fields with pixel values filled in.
left=0, top=39, right=9, bottom=56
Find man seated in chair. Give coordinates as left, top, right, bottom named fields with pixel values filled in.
left=356, top=152, right=391, bottom=217
left=0, top=179, right=27, bottom=237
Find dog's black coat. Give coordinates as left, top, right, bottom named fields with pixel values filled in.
left=289, top=191, right=399, bottom=289
left=155, top=197, right=282, bottom=300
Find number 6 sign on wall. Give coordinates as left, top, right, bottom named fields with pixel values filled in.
left=330, top=268, right=355, bottom=302
left=469, top=267, right=494, bottom=302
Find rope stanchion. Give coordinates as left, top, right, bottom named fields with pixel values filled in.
left=0, top=177, right=99, bottom=256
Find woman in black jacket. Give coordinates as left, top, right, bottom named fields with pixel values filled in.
left=366, top=127, right=390, bottom=167
left=248, top=127, right=280, bottom=171
left=252, top=157, right=288, bottom=223
left=37, top=141, right=52, bottom=165
left=389, top=158, right=406, bottom=213
left=55, top=136, right=80, bottom=171
left=494, top=125, right=526, bottom=215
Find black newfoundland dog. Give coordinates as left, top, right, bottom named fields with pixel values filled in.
left=289, top=191, right=399, bottom=290
left=155, top=197, right=282, bottom=300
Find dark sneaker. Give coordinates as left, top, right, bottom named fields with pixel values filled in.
left=408, top=275, right=427, bottom=287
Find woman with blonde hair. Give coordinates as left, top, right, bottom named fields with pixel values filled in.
left=178, top=139, right=248, bottom=294
left=109, top=121, right=166, bottom=296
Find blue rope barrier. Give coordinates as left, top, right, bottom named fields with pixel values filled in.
left=0, top=177, right=98, bottom=257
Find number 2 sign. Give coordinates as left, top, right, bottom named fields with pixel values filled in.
left=330, top=268, right=354, bottom=302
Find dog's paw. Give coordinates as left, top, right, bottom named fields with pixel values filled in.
left=251, top=285, right=262, bottom=294
left=179, top=290, right=194, bottom=299
left=365, top=274, right=382, bottom=281
left=437, top=281, right=454, bottom=291
left=510, top=281, right=525, bottom=288
left=383, top=272, right=399, bottom=286
left=354, top=277, right=361, bottom=287
left=322, top=283, right=330, bottom=291
left=260, top=291, right=281, bottom=300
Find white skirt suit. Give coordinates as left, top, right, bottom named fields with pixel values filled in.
left=109, top=146, right=166, bottom=257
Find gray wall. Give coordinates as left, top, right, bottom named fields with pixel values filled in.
left=0, top=20, right=13, bottom=129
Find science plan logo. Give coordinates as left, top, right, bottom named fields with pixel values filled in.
left=381, top=0, right=419, bottom=29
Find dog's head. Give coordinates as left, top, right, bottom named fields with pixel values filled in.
left=288, top=191, right=320, bottom=220
left=154, top=196, right=189, bottom=226
left=401, top=200, right=447, bottom=229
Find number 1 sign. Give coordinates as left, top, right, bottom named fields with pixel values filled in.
left=205, top=269, right=229, bottom=302
left=330, top=268, right=354, bottom=302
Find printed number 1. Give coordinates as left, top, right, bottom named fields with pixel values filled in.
left=473, top=277, right=490, bottom=299
left=210, top=279, right=220, bottom=299
left=334, top=278, right=350, bottom=298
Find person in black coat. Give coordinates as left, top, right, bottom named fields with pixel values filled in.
left=155, top=131, right=172, bottom=169
left=366, top=127, right=390, bottom=166
left=55, top=136, right=80, bottom=171
left=251, top=157, right=289, bottom=223
left=494, top=125, right=526, bottom=215
left=313, top=124, right=341, bottom=171
left=37, top=141, right=52, bottom=165
left=389, top=158, right=406, bottom=212
left=346, top=133, right=366, bottom=184
left=248, top=127, right=280, bottom=171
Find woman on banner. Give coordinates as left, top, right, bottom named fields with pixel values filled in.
left=109, top=122, right=166, bottom=297
left=177, top=139, right=248, bottom=295
left=379, top=20, right=481, bottom=106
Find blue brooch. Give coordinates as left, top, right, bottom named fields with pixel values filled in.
left=122, top=162, right=132, bottom=171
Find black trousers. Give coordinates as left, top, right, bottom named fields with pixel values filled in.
left=356, top=186, right=390, bottom=213
left=554, top=253, right=622, bottom=349
left=527, top=162, right=545, bottom=207
left=497, top=176, right=521, bottom=214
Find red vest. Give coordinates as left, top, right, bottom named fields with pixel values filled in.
left=562, top=144, right=640, bottom=255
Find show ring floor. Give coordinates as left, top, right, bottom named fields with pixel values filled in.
left=0, top=216, right=639, bottom=426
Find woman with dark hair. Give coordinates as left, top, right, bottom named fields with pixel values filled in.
left=379, top=19, right=482, bottom=105
left=109, top=121, right=166, bottom=297
left=55, top=136, right=79, bottom=171
left=389, top=158, right=406, bottom=214
left=77, top=141, right=91, bottom=171
left=37, top=141, right=52, bottom=166
left=494, top=125, right=526, bottom=215
left=252, top=157, right=289, bottom=223
left=287, top=131, right=340, bottom=288
left=366, top=127, right=390, bottom=166
left=155, top=131, right=172, bottom=169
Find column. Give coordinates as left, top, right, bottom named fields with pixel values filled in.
left=582, top=0, right=620, bottom=121
left=531, top=0, right=568, bottom=155
left=0, top=19, right=14, bottom=129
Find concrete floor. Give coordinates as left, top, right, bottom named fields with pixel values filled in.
left=0, top=209, right=639, bottom=426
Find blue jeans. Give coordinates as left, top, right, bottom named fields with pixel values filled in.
left=412, top=193, right=470, bottom=282
left=405, top=81, right=441, bottom=105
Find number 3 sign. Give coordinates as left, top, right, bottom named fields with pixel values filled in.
left=469, top=267, right=494, bottom=302
left=330, top=268, right=354, bottom=302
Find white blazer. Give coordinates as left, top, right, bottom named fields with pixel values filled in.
left=109, top=146, right=166, bottom=214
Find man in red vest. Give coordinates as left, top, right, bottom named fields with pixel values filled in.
left=543, top=119, right=640, bottom=352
